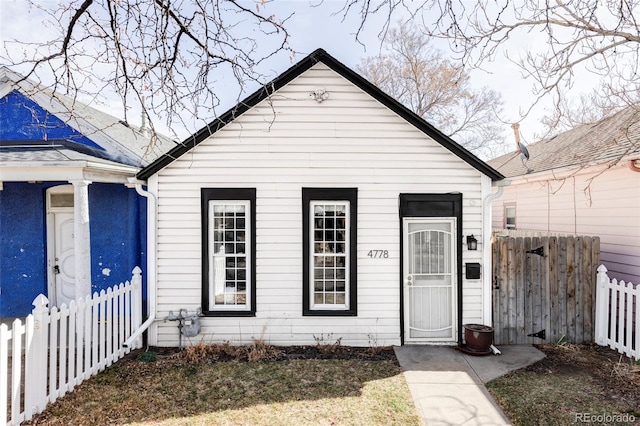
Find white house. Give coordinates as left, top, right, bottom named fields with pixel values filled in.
left=489, top=107, right=640, bottom=284
left=134, top=49, right=504, bottom=347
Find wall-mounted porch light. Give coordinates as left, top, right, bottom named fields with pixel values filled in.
left=466, top=234, right=478, bottom=250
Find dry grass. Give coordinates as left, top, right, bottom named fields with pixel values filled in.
left=487, top=343, right=640, bottom=426
left=24, top=343, right=421, bottom=426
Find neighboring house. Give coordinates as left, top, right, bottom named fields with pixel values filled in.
left=135, top=49, right=504, bottom=347
left=0, top=68, right=174, bottom=317
left=489, top=107, right=640, bottom=284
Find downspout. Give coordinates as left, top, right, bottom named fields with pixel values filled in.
left=481, top=178, right=511, bottom=325
left=123, top=178, right=157, bottom=348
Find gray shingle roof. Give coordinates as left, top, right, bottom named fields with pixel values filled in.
left=489, top=107, right=640, bottom=178
left=0, top=67, right=177, bottom=168
left=0, top=144, right=133, bottom=167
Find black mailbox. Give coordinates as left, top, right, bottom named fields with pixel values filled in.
left=465, top=263, right=481, bottom=279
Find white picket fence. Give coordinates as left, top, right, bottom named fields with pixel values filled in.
left=595, top=265, right=639, bottom=361
left=1, top=267, right=143, bottom=426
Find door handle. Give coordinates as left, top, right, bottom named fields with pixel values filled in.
left=407, top=276, right=413, bottom=286
left=54, top=265, right=60, bottom=274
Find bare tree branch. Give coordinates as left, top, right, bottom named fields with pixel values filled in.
left=2, top=0, right=294, bottom=144
left=357, top=24, right=506, bottom=158
left=338, top=0, right=640, bottom=131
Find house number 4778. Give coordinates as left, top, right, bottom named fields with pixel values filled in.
left=367, top=250, right=389, bottom=259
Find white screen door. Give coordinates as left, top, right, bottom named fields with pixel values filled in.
left=403, top=218, right=457, bottom=343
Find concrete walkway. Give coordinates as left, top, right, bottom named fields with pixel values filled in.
left=394, top=345, right=546, bottom=426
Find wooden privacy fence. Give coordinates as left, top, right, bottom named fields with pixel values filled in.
left=0, top=268, right=143, bottom=426
left=595, top=265, right=639, bottom=360
left=492, top=233, right=600, bottom=345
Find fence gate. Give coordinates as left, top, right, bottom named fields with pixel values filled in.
left=492, top=234, right=599, bottom=345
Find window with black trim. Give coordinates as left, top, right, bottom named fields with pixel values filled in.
left=202, top=188, right=256, bottom=316
left=302, top=188, right=357, bottom=316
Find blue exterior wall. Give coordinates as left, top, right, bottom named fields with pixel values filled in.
left=0, top=90, right=102, bottom=149
left=89, top=183, right=147, bottom=302
left=0, top=182, right=58, bottom=317
left=0, top=182, right=147, bottom=317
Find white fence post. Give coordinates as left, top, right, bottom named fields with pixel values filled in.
left=24, top=294, right=50, bottom=420
left=594, top=264, right=639, bottom=361
left=594, top=265, right=609, bottom=345
left=131, top=266, right=143, bottom=349
left=1, top=323, right=8, bottom=425
left=4, top=268, right=144, bottom=424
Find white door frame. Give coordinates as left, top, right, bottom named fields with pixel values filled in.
left=402, top=217, right=458, bottom=343
left=46, top=185, right=75, bottom=306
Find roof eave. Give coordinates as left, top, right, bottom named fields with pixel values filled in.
left=0, top=160, right=140, bottom=183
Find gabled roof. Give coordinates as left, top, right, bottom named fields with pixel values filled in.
left=137, top=48, right=504, bottom=181
left=0, top=67, right=176, bottom=169
left=489, top=107, right=640, bottom=178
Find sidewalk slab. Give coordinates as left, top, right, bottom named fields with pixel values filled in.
left=394, top=345, right=545, bottom=426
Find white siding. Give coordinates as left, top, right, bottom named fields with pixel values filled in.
left=493, top=165, right=640, bottom=283
left=153, top=63, right=487, bottom=347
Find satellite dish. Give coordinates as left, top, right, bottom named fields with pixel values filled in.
left=511, top=123, right=532, bottom=173
left=518, top=142, right=532, bottom=173
left=518, top=142, right=530, bottom=160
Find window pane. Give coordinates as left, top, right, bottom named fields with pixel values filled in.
left=209, top=199, right=251, bottom=310
left=310, top=200, right=350, bottom=308
left=505, top=206, right=516, bottom=229
left=50, top=193, right=75, bottom=208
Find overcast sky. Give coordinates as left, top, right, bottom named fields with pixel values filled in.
left=0, top=0, right=586, bottom=154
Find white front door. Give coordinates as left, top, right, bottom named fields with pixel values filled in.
left=47, top=186, right=76, bottom=307
left=403, top=218, right=457, bottom=343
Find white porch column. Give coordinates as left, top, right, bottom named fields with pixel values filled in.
left=70, top=179, right=92, bottom=300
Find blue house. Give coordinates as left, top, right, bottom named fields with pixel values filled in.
left=0, top=68, right=174, bottom=318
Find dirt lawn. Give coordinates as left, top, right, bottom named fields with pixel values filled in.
left=23, top=343, right=420, bottom=426
left=487, top=343, right=640, bottom=425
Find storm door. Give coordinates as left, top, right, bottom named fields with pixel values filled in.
left=403, top=218, right=457, bottom=343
